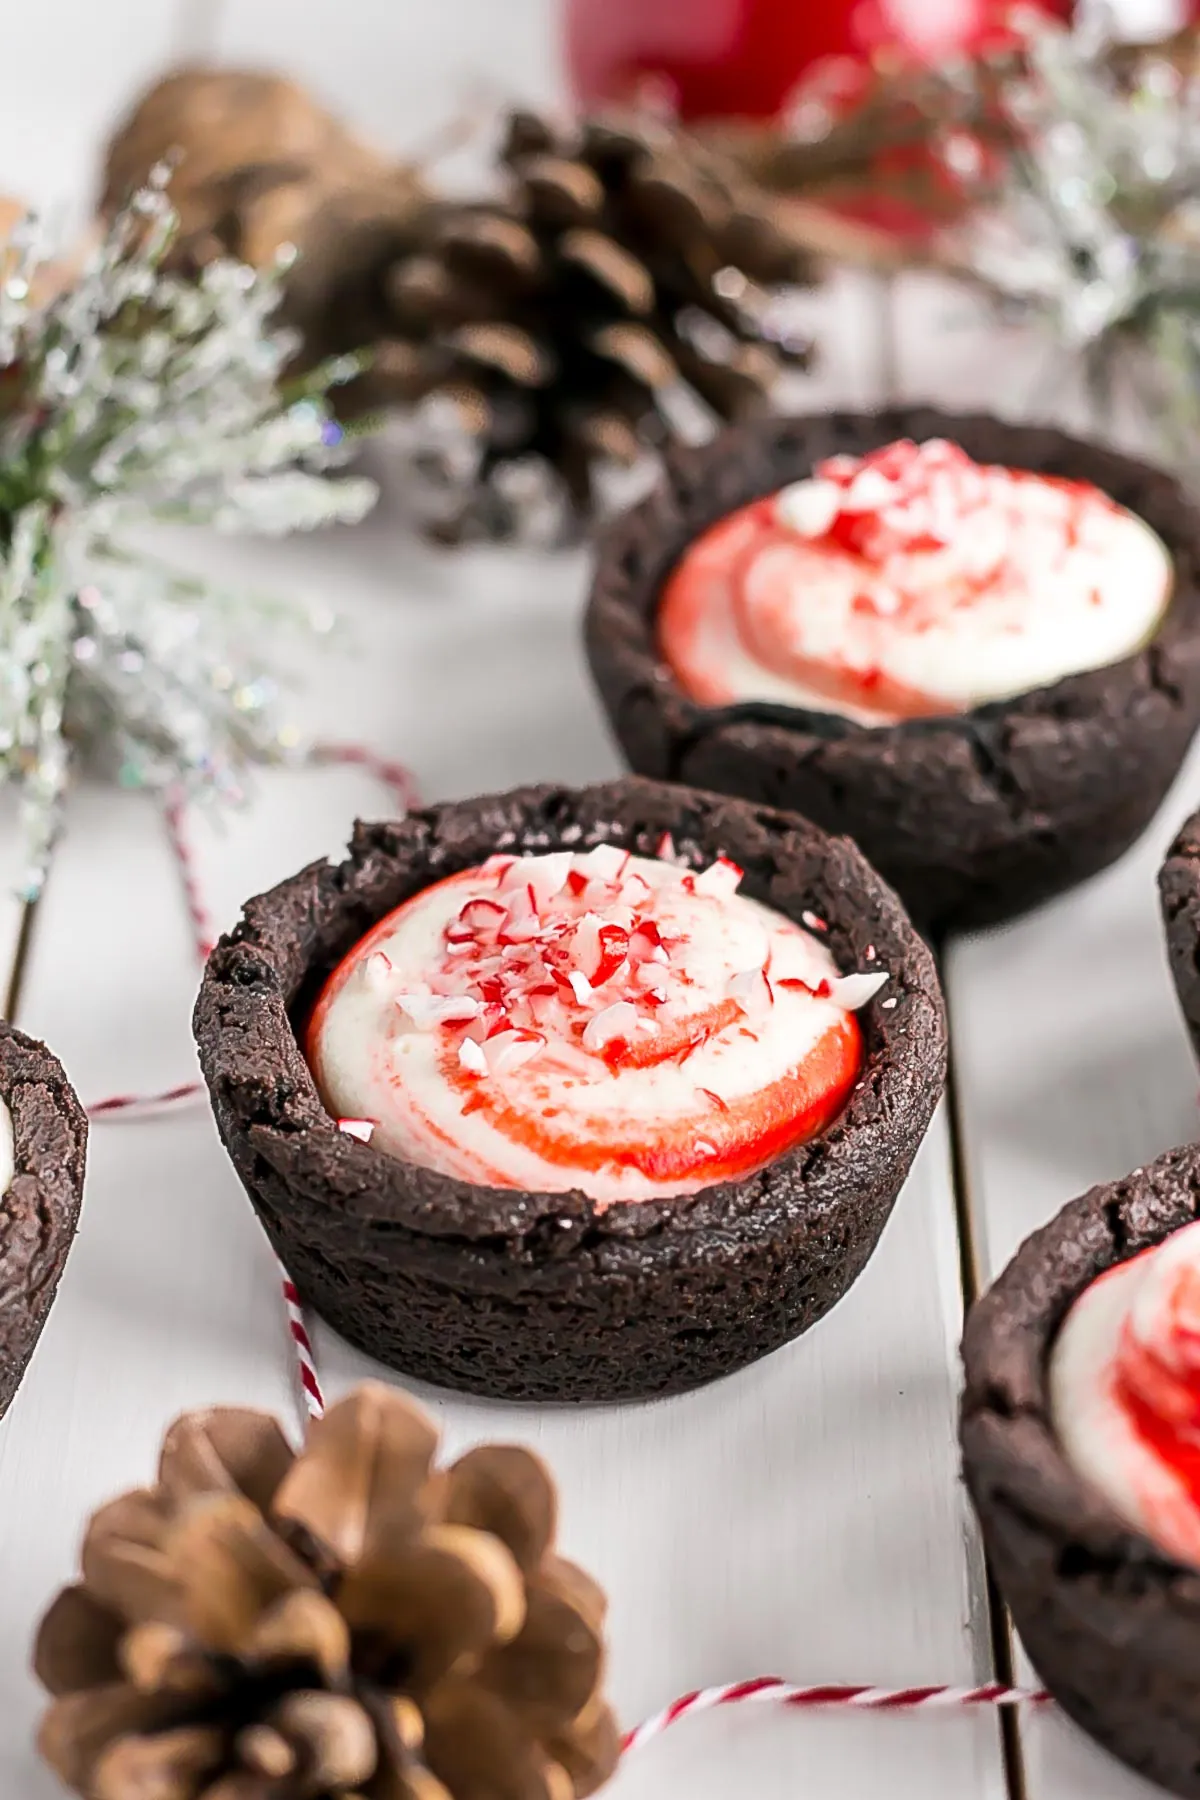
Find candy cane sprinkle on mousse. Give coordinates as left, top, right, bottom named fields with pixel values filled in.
left=658, top=438, right=1173, bottom=726
left=307, top=845, right=886, bottom=1205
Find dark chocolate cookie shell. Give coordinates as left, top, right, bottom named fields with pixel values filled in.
left=586, top=408, right=1200, bottom=936
left=194, top=777, right=947, bottom=1402
left=1161, top=809, right=1200, bottom=1063
left=0, top=1024, right=87, bottom=1418
left=961, top=1145, right=1200, bottom=1797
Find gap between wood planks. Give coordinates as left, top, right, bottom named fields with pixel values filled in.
left=880, top=279, right=1026, bottom=1800
left=0, top=876, right=1032, bottom=1800
left=942, top=947, right=1030, bottom=1800
left=0, top=271, right=1021, bottom=1793
left=4, top=896, right=40, bottom=1023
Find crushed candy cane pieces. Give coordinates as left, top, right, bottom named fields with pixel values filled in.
left=775, top=438, right=1015, bottom=563
left=693, top=854, right=744, bottom=899
left=828, top=971, right=889, bottom=1010
left=337, top=1118, right=375, bottom=1143
left=356, top=847, right=889, bottom=1084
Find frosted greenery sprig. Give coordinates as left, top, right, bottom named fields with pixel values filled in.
left=942, top=17, right=1200, bottom=460
left=0, top=172, right=376, bottom=897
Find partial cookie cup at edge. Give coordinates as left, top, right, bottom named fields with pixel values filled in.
left=1161, top=809, right=1200, bottom=1065
left=961, top=1145, right=1200, bottom=1799
left=585, top=408, right=1200, bottom=936
left=193, top=776, right=947, bottom=1403
left=0, top=1024, right=88, bottom=1418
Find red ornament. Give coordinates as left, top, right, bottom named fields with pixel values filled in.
left=564, top=0, right=1073, bottom=123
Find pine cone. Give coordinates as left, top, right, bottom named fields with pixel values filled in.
left=101, top=74, right=814, bottom=540
left=35, top=1384, right=619, bottom=1800
left=293, top=108, right=815, bottom=538
left=101, top=69, right=420, bottom=273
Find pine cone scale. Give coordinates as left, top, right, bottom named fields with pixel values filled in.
left=268, top=1689, right=378, bottom=1790
left=81, top=1492, right=180, bottom=1628
left=39, top=1683, right=198, bottom=1791
left=35, top=1584, right=124, bottom=1697
left=271, top=1384, right=438, bottom=1569
left=245, top=1590, right=351, bottom=1686
left=440, top=1447, right=555, bottom=1574
left=170, top=1494, right=320, bottom=1654
left=158, top=1412, right=296, bottom=1518
left=478, top=1578, right=602, bottom=1733
left=336, top=1524, right=525, bottom=1693
left=420, top=1680, right=570, bottom=1800
left=91, top=1724, right=225, bottom=1800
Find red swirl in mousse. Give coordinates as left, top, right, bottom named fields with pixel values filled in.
left=1050, top=1222, right=1200, bottom=1566
left=306, top=844, right=887, bottom=1205
left=657, top=438, right=1172, bottom=725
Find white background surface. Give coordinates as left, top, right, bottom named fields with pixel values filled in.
left=0, top=6, right=1191, bottom=1800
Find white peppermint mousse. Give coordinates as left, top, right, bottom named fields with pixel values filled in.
left=1050, top=1220, right=1200, bottom=1566
left=307, top=844, right=886, bottom=1205
left=658, top=438, right=1172, bottom=725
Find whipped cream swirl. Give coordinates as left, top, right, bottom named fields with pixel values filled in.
left=658, top=438, right=1172, bottom=725
left=307, top=845, right=885, bottom=1206
left=1051, top=1220, right=1200, bottom=1566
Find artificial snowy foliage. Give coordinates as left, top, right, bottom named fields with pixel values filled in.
left=0, top=173, right=375, bottom=895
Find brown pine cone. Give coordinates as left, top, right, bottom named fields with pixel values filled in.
left=300, top=108, right=816, bottom=538
left=100, top=72, right=814, bottom=540
left=35, top=1384, right=619, bottom=1800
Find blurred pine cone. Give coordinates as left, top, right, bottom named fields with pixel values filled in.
left=102, top=74, right=814, bottom=540
left=292, top=109, right=815, bottom=537
left=35, top=1384, right=619, bottom=1800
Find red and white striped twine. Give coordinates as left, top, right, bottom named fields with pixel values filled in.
left=87, top=1081, right=205, bottom=1121
left=162, top=789, right=218, bottom=963
left=279, top=1262, right=326, bottom=1421
left=90, top=743, right=413, bottom=1412
left=309, top=739, right=422, bottom=815
left=88, top=746, right=1056, bottom=1751
left=620, top=1678, right=1049, bottom=1755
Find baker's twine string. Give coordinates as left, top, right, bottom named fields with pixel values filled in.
left=83, top=745, right=1055, bottom=1745
left=85, top=741, right=416, bottom=1411
left=279, top=1264, right=326, bottom=1422
left=619, top=1679, right=1050, bottom=1752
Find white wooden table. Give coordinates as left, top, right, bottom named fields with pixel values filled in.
left=0, top=7, right=1187, bottom=1799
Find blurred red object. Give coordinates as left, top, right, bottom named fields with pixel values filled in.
left=564, top=0, right=1074, bottom=123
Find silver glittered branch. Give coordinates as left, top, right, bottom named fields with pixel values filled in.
left=0, top=172, right=376, bottom=897
left=941, top=16, right=1200, bottom=464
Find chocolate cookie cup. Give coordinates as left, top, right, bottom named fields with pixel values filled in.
left=0, top=1024, right=87, bottom=1418
left=961, top=1145, right=1200, bottom=1797
left=1161, top=809, right=1200, bottom=1064
left=194, top=776, right=947, bottom=1402
left=586, top=408, right=1200, bottom=935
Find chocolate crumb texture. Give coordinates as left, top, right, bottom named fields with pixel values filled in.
left=0, top=1025, right=88, bottom=1418
left=1161, top=807, right=1200, bottom=1065
left=961, top=1144, right=1200, bottom=1797
left=195, top=776, right=947, bottom=1402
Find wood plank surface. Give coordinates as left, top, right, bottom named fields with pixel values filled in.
left=211, top=0, right=562, bottom=161
left=0, top=2, right=1135, bottom=1794
left=946, top=743, right=1200, bottom=1800
left=0, top=263, right=1006, bottom=1799
left=0, top=0, right=184, bottom=219
left=888, top=268, right=1200, bottom=1800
